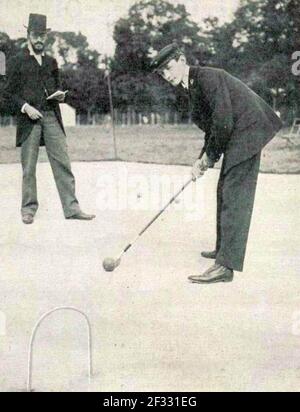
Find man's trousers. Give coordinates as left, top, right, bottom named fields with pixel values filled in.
left=21, top=111, right=81, bottom=218
left=215, top=152, right=261, bottom=272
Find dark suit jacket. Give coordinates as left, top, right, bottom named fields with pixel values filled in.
left=188, top=66, right=282, bottom=173
left=4, top=48, right=65, bottom=147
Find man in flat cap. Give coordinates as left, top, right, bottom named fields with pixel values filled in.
left=4, top=13, right=95, bottom=224
left=151, top=43, right=282, bottom=284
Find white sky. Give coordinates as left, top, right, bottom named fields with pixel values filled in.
left=0, top=0, right=240, bottom=56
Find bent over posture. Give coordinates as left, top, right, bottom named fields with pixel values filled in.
left=151, top=43, right=282, bottom=284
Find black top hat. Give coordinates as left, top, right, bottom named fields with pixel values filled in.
left=24, top=13, right=51, bottom=33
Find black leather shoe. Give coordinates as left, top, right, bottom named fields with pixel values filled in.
left=22, top=214, right=34, bottom=224
left=66, top=212, right=96, bottom=220
left=201, top=250, right=217, bottom=259
left=188, top=264, right=233, bottom=284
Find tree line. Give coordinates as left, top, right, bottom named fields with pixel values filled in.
left=1, top=0, right=299, bottom=124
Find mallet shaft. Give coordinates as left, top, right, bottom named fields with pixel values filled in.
left=116, top=177, right=193, bottom=260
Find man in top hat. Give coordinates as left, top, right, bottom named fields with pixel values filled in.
left=151, top=43, right=282, bottom=284
left=4, top=13, right=95, bottom=224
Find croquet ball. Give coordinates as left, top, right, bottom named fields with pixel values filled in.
left=103, top=257, right=116, bottom=272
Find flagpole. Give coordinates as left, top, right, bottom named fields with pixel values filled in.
left=106, top=65, right=117, bottom=159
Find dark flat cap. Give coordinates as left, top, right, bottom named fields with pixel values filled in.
left=150, top=43, right=183, bottom=72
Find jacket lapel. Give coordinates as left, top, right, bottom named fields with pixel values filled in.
left=182, top=66, right=197, bottom=113
left=188, top=66, right=212, bottom=133
left=188, top=66, right=198, bottom=94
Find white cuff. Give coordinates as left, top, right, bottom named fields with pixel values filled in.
left=21, top=103, right=28, bottom=113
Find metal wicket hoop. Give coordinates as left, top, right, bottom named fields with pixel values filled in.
left=27, top=306, right=93, bottom=392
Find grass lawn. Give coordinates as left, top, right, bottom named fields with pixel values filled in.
left=0, top=124, right=299, bottom=174
left=0, top=161, right=299, bottom=391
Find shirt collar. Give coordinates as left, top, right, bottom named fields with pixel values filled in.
left=28, top=41, right=45, bottom=58
left=181, top=65, right=190, bottom=90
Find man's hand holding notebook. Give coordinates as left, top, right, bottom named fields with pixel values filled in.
left=46, top=90, right=68, bottom=102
